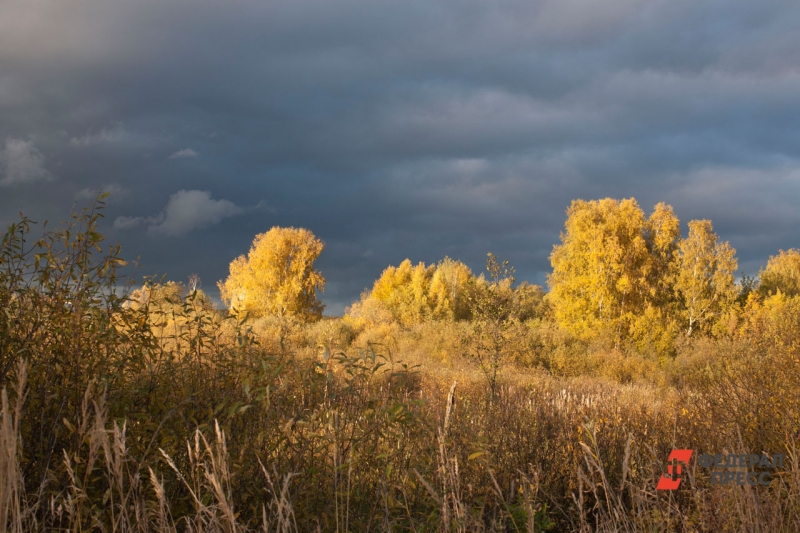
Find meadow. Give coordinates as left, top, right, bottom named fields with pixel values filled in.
left=2, top=201, right=800, bottom=532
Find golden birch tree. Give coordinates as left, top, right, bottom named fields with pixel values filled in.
left=644, top=202, right=681, bottom=302
left=353, top=257, right=474, bottom=326
left=369, top=259, right=433, bottom=325
left=429, top=257, right=473, bottom=320
left=759, top=248, right=800, bottom=297
left=673, top=220, right=738, bottom=336
left=548, top=198, right=655, bottom=341
left=218, top=227, right=325, bottom=321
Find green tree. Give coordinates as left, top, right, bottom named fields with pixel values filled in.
left=218, top=227, right=325, bottom=321
left=0, top=196, right=155, bottom=498
left=737, top=273, right=760, bottom=305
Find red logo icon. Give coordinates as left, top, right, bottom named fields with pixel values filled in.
left=656, top=449, right=693, bottom=490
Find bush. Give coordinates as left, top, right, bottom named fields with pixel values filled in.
left=4, top=201, right=800, bottom=532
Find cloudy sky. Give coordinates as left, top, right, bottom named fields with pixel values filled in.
left=2, top=0, right=800, bottom=314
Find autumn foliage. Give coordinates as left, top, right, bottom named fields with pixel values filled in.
left=547, top=198, right=738, bottom=351
left=758, top=248, right=800, bottom=297
left=218, top=226, right=325, bottom=321
left=3, top=196, right=800, bottom=532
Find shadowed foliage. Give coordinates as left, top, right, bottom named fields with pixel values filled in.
left=2, top=196, right=800, bottom=532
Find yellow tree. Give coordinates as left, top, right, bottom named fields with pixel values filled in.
left=759, top=248, right=800, bottom=297
left=128, top=281, right=188, bottom=309
left=673, top=220, right=738, bottom=336
left=429, top=257, right=473, bottom=320
left=548, top=198, right=656, bottom=341
left=644, top=202, right=681, bottom=302
left=369, top=259, right=433, bottom=325
left=354, top=257, right=474, bottom=326
left=627, top=203, right=682, bottom=352
left=515, top=281, right=547, bottom=321
left=218, top=227, right=325, bottom=321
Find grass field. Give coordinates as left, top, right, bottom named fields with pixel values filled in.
left=2, top=207, right=800, bottom=532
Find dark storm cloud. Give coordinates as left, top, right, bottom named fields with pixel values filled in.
left=2, top=0, right=800, bottom=313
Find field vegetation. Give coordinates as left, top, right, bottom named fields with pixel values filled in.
left=2, top=195, right=800, bottom=532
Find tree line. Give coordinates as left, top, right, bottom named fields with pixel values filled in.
left=218, top=196, right=800, bottom=353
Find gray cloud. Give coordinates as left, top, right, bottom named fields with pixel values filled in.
left=169, top=149, right=198, bottom=159
left=2, top=0, right=800, bottom=313
left=113, top=214, right=163, bottom=231
left=70, top=126, right=128, bottom=147
left=0, top=138, right=52, bottom=186
left=115, top=190, right=244, bottom=237
left=75, top=183, right=130, bottom=201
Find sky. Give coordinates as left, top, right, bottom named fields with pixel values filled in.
left=2, top=0, right=800, bottom=314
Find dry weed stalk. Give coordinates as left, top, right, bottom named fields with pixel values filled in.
left=258, top=461, right=298, bottom=533
left=0, top=361, right=304, bottom=533
left=0, top=362, right=27, bottom=533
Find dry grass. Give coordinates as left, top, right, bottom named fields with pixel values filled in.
left=3, top=207, right=800, bottom=531
left=3, top=341, right=800, bottom=532
left=1, top=360, right=304, bottom=533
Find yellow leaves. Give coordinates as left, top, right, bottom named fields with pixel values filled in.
left=737, top=291, right=800, bottom=354
left=549, top=198, right=741, bottom=347
left=370, top=259, right=433, bottom=326
left=430, top=257, right=474, bottom=320
left=218, top=227, right=325, bottom=322
left=647, top=202, right=681, bottom=255
left=354, top=257, right=474, bottom=326
left=759, top=248, right=800, bottom=297
left=548, top=198, right=669, bottom=342
left=628, top=304, right=679, bottom=357
left=674, top=219, right=738, bottom=336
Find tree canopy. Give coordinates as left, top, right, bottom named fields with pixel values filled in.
left=218, top=227, right=325, bottom=321
left=349, top=257, right=474, bottom=326
left=548, top=199, right=676, bottom=341
left=548, top=198, right=738, bottom=344
left=673, top=219, right=737, bottom=336
left=758, top=248, right=800, bottom=297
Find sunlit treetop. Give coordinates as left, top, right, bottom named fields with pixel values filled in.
left=218, top=227, right=325, bottom=322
